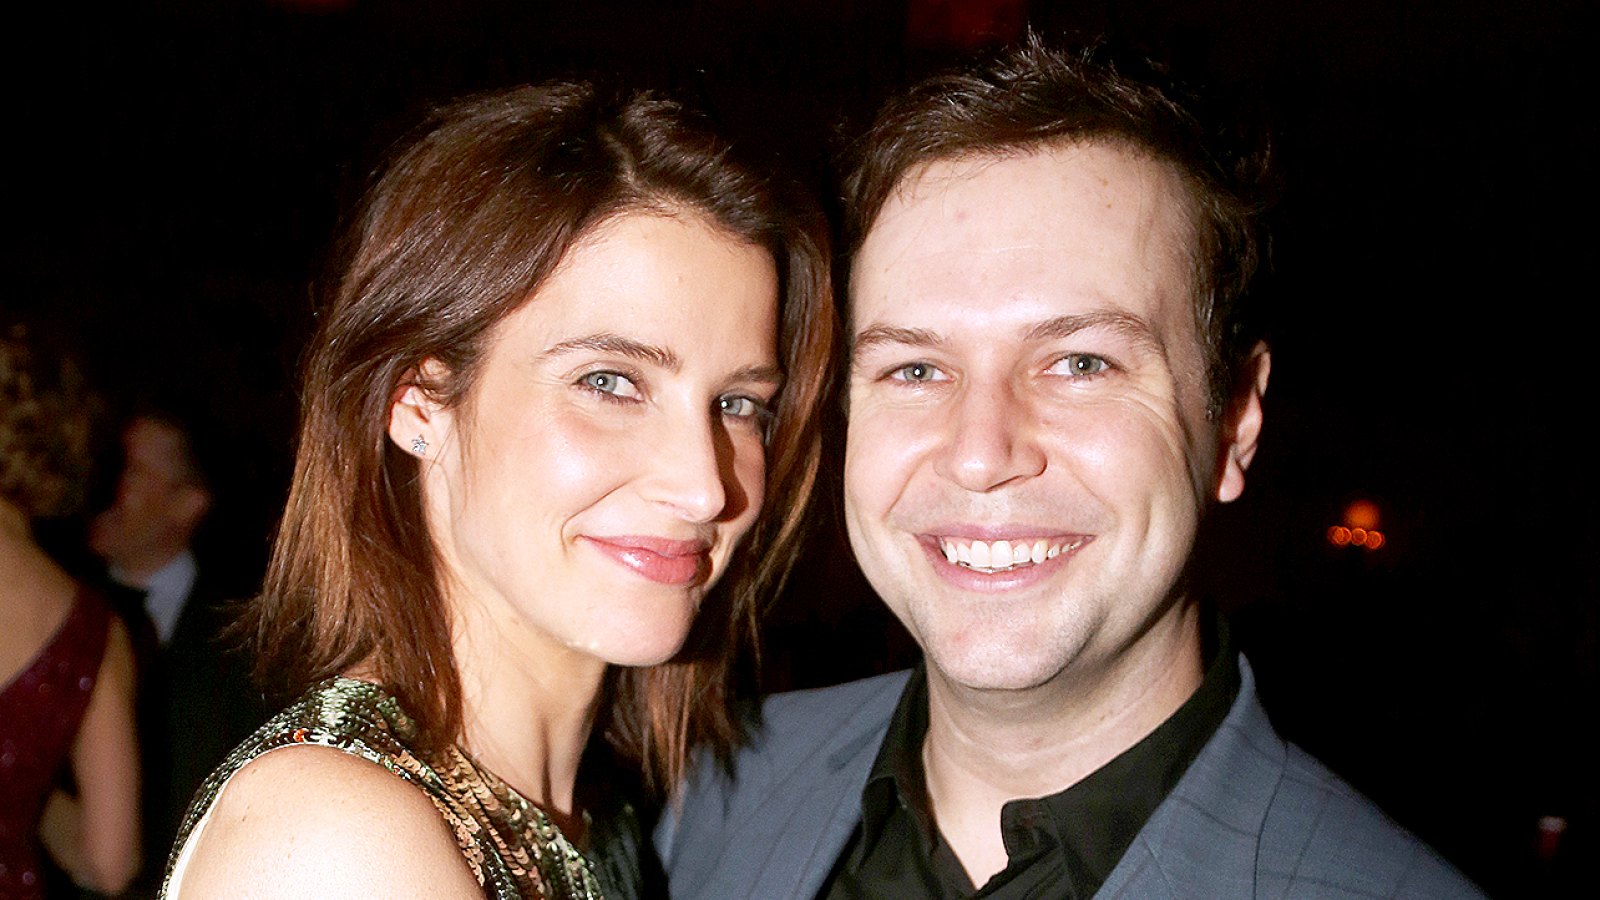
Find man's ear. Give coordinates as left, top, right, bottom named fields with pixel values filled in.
left=1215, top=342, right=1270, bottom=504
left=387, top=359, right=452, bottom=458
left=170, top=484, right=211, bottom=534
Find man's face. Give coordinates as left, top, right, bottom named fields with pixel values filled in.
left=89, top=417, right=206, bottom=574
left=844, top=142, right=1265, bottom=694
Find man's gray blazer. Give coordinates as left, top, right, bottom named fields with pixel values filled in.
left=657, top=658, right=1484, bottom=898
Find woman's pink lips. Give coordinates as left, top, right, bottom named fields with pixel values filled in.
left=581, top=535, right=710, bottom=586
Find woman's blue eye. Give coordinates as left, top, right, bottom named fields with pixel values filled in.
left=718, top=395, right=764, bottom=418
left=580, top=371, right=640, bottom=398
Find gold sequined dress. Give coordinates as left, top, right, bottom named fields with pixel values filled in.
left=162, top=677, right=643, bottom=899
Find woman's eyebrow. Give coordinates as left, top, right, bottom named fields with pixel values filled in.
left=542, top=333, right=781, bottom=385
left=725, top=364, right=785, bottom=387
left=540, top=332, right=680, bottom=371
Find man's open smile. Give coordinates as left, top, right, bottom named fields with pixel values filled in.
left=933, top=535, right=1090, bottom=573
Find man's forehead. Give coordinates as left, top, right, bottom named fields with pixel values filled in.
left=126, top=417, right=190, bottom=472
left=848, top=141, right=1200, bottom=337
left=877, top=139, right=1188, bottom=223
left=128, top=416, right=183, bottom=448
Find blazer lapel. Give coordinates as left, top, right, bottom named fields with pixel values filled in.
left=662, top=671, right=910, bottom=900
left=742, top=720, right=888, bottom=899
left=1097, top=657, right=1285, bottom=898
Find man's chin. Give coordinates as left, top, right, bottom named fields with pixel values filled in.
left=923, top=641, right=1072, bottom=695
left=86, top=529, right=117, bottom=562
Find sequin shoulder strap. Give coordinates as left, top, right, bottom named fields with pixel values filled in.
left=161, top=677, right=528, bottom=898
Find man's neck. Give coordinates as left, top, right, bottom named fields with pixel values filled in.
left=124, top=549, right=198, bottom=644
left=107, top=543, right=189, bottom=588
left=920, top=604, right=1205, bottom=885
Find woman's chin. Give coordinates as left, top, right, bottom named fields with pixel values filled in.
left=572, top=622, right=694, bottom=669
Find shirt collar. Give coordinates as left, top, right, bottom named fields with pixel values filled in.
left=857, top=612, right=1241, bottom=891
left=113, top=548, right=197, bottom=644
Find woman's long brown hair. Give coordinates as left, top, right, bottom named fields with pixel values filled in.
left=248, top=82, right=836, bottom=794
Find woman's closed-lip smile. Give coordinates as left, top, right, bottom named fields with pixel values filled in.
left=581, top=534, right=712, bottom=585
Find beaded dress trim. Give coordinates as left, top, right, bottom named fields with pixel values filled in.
left=162, top=677, right=605, bottom=899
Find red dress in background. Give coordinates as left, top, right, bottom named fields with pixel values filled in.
left=0, top=589, right=111, bottom=899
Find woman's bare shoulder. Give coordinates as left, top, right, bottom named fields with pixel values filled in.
left=170, top=744, right=483, bottom=899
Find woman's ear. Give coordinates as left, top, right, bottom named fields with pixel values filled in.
left=387, top=359, right=452, bottom=458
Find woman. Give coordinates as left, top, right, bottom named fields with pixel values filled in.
left=163, top=82, right=835, bottom=898
left=1, top=322, right=142, bottom=897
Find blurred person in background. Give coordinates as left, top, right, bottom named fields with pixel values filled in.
left=88, top=402, right=266, bottom=897
left=1, top=321, right=140, bottom=898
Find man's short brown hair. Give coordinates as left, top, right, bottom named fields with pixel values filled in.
left=844, top=39, right=1273, bottom=411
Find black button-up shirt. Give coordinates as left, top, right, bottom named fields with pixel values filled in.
left=820, top=619, right=1240, bottom=899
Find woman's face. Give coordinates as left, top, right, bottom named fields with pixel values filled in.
left=395, top=212, right=780, bottom=670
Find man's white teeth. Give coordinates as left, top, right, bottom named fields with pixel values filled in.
left=937, top=536, right=1081, bottom=572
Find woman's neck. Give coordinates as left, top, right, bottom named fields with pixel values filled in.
left=0, top=497, right=31, bottom=545
left=0, top=500, right=67, bottom=588
left=448, top=591, right=609, bottom=819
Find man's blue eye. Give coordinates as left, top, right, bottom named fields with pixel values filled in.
left=1055, top=355, right=1109, bottom=376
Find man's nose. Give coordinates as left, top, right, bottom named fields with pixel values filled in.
left=932, top=378, right=1046, bottom=492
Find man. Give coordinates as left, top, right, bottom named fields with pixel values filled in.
left=91, top=414, right=211, bottom=652
left=89, top=408, right=264, bottom=894
left=657, top=42, right=1483, bottom=898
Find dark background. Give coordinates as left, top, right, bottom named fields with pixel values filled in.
left=7, top=1, right=1594, bottom=896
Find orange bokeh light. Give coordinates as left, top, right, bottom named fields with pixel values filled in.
left=1327, top=524, right=1386, bottom=550
left=1344, top=499, right=1381, bottom=530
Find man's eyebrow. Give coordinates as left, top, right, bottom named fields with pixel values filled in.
left=1025, top=311, right=1166, bottom=355
left=851, top=312, right=1165, bottom=363
left=540, top=333, right=680, bottom=371
left=851, top=325, right=947, bottom=362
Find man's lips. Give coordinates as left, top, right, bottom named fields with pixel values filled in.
left=581, top=535, right=711, bottom=586
left=915, top=529, right=1093, bottom=590
left=935, top=534, right=1089, bottom=573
